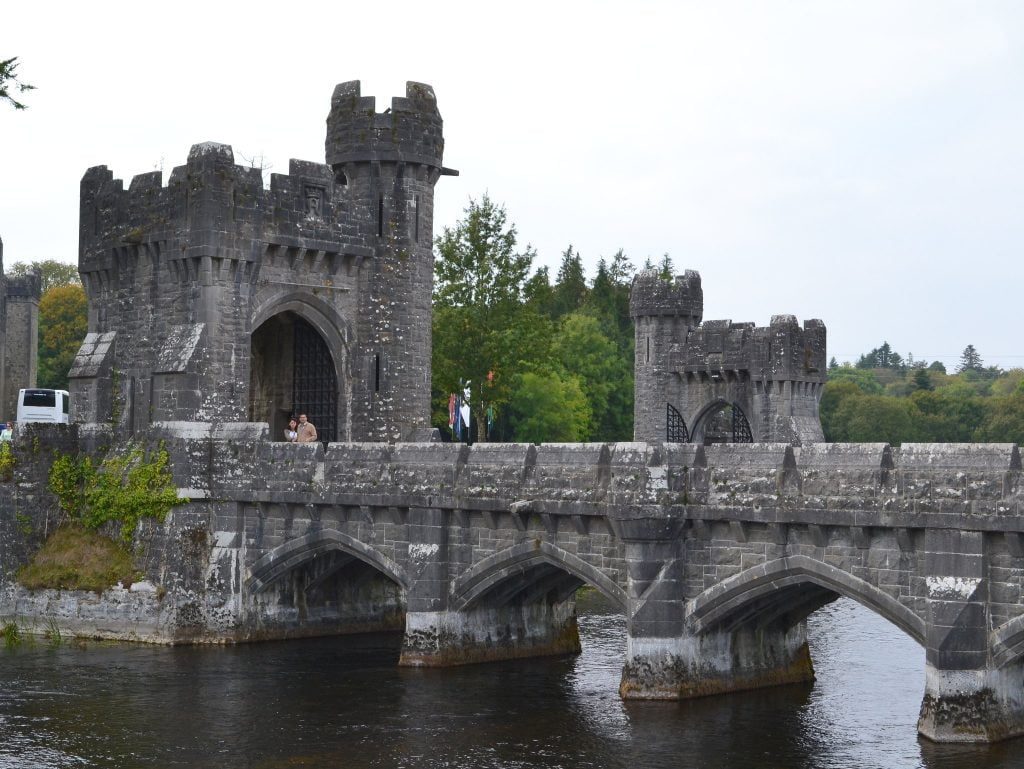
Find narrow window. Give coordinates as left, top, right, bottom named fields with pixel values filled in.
left=414, top=194, right=420, bottom=243
left=646, top=336, right=650, bottom=364
left=374, top=354, right=381, bottom=392
left=377, top=196, right=384, bottom=237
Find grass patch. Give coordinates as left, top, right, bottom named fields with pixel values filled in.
left=17, top=525, right=139, bottom=593
left=2, top=622, right=21, bottom=648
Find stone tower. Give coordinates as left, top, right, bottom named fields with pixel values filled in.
left=70, top=81, right=454, bottom=442
left=0, top=236, right=41, bottom=421
left=325, top=81, right=455, bottom=441
left=630, top=270, right=826, bottom=445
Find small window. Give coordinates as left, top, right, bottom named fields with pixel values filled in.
left=374, top=354, right=381, bottom=392
left=377, top=196, right=384, bottom=237
left=62, top=393, right=69, bottom=414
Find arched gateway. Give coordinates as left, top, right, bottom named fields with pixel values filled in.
left=250, top=312, right=341, bottom=443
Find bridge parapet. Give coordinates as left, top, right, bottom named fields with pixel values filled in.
left=146, top=424, right=1022, bottom=527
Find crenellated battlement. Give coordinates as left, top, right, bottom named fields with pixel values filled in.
left=79, top=142, right=370, bottom=290
left=676, top=314, right=826, bottom=381
left=70, top=81, right=452, bottom=443
left=325, top=80, right=447, bottom=171
left=629, top=269, right=703, bottom=322
left=631, top=268, right=827, bottom=445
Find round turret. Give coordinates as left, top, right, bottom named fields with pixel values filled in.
left=325, top=80, right=445, bottom=172
left=629, top=269, right=703, bottom=326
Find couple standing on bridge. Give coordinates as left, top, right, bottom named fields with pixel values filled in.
left=283, top=414, right=317, bottom=443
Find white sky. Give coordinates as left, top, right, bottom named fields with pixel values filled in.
left=2, top=1, right=1022, bottom=370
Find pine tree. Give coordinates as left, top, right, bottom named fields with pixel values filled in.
left=0, top=57, right=35, bottom=110
left=551, top=245, right=588, bottom=318
left=957, top=345, right=984, bottom=373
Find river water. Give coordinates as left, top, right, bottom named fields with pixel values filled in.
left=1, top=597, right=1022, bottom=769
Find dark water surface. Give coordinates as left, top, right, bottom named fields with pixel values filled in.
left=2, top=598, right=1022, bottom=769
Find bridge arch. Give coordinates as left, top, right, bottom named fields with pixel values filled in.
left=451, top=541, right=627, bottom=612
left=246, top=528, right=409, bottom=595
left=687, top=554, right=926, bottom=645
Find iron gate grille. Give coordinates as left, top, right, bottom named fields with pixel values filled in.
left=732, top=405, right=753, bottom=443
left=666, top=403, right=689, bottom=443
left=293, top=320, right=337, bottom=443
left=703, top=403, right=754, bottom=444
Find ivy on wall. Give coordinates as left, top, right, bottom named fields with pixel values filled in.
left=49, top=443, right=188, bottom=544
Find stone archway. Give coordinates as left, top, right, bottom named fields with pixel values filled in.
left=250, top=311, right=341, bottom=442
left=691, top=399, right=754, bottom=445
left=451, top=541, right=628, bottom=612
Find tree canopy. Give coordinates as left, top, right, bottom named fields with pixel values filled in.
left=432, top=194, right=545, bottom=441
left=0, top=57, right=35, bottom=110
left=432, top=194, right=636, bottom=444
left=38, top=283, right=88, bottom=389
left=8, top=259, right=80, bottom=294
left=10, top=260, right=86, bottom=390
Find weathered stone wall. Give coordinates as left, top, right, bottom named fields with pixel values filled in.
left=631, top=270, right=826, bottom=445
left=70, top=81, right=451, bottom=443
left=0, top=236, right=41, bottom=421
left=2, top=429, right=1023, bottom=740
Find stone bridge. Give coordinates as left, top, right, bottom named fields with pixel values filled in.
left=86, top=423, right=1021, bottom=744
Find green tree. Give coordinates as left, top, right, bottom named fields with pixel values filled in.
left=8, top=259, right=80, bottom=294
left=582, top=251, right=634, bottom=351
left=37, top=283, right=88, bottom=389
left=819, top=380, right=864, bottom=441
left=0, top=57, right=35, bottom=110
left=957, top=344, right=984, bottom=373
left=551, top=245, right=589, bottom=319
left=552, top=313, right=632, bottom=441
left=911, top=368, right=934, bottom=392
left=975, top=393, right=1024, bottom=444
left=432, top=194, right=547, bottom=441
left=856, top=341, right=903, bottom=370
left=911, top=384, right=986, bottom=442
left=506, top=370, right=591, bottom=443
left=826, top=363, right=883, bottom=394
left=523, top=265, right=555, bottom=318
left=831, top=394, right=923, bottom=444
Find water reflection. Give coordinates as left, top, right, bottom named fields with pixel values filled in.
left=0, top=598, right=1022, bottom=768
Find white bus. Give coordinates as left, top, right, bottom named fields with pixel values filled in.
left=16, top=388, right=70, bottom=425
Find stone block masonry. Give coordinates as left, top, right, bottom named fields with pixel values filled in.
left=4, top=425, right=1024, bottom=742
left=0, top=235, right=41, bottom=421
left=69, top=82, right=456, bottom=444
left=631, top=270, right=826, bottom=446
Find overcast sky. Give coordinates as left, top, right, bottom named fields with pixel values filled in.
left=2, top=1, right=1022, bottom=370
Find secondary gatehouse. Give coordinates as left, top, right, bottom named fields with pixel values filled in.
left=1, top=82, right=1023, bottom=745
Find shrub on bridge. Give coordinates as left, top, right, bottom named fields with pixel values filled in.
left=49, top=443, right=187, bottom=545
